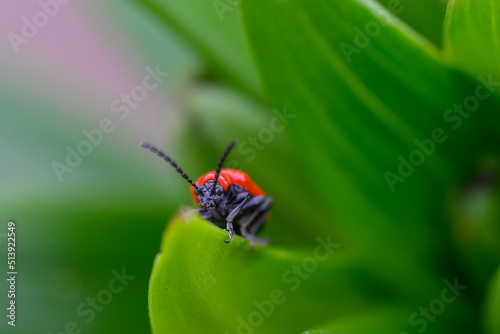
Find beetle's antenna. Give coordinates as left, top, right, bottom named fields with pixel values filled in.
left=212, top=141, right=236, bottom=194
left=140, top=141, right=198, bottom=190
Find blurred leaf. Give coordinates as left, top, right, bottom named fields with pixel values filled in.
left=0, top=196, right=172, bottom=334
left=444, top=0, right=500, bottom=79
left=149, top=212, right=398, bottom=334
left=239, top=0, right=487, bottom=293
left=103, top=0, right=202, bottom=81
left=375, top=0, right=446, bottom=46
left=0, top=46, right=187, bottom=333
left=448, top=157, right=500, bottom=286
left=485, top=265, right=500, bottom=334
left=132, top=0, right=260, bottom=98
left=301, top=304, right=471, bottom=334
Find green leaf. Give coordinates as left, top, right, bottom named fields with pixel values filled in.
left=1, top=196, right=173, bottom=334
left=300, top=304, right=471, bottom=334
left=149, top=212, right=399, bottom=334
left=133, top=0, right=260, bottom=98
left=448, top=156, right=500, bottom=286
left=444, top=0, right=500, bottom=79
left=374, top=0, right=446, bottom=46
left=485, top=265, right=500, bottom=334
left=300, top=306, right=409, bottom=334
left=239, top=0, right=484, bottom=291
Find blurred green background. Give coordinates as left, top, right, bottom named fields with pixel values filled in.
left=1, top=0, right=500, bottom=333
left=0, top=1, right=314, bottom=333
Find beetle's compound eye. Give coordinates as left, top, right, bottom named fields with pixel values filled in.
left=195, top=186, right=204, bottom=196
left=215, top=186, right=223, bottom=195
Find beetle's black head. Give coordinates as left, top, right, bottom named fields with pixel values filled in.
left=195, top=180, right=224, bottom=212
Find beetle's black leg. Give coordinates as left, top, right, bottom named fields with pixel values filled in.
left=240, top=226, right=255, bottom=251
left=249, top=197, right=273, bottom=234
left=226, top=192, right=250, bottom=221
left=248, top=198, right=273, bottom=247
left=238, top=196, right=273, bottom=250
left=248, top=212, right=272, bottom=246
left=237, top=199, right=264, bottom=250
left=240, top=196, right=266, bottom=211
left=237, top=196, right=267, bottom=250
left=238, top=198, right=264, bottom=225
left=224, top=222, right=235, bottom=243
left=249, top=211, right=272, bottom=246
left=224, top=192, right=250, bottom=243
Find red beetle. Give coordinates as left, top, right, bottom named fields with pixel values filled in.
left=140, top=141, right=272, bottom=250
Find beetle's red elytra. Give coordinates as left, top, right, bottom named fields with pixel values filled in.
left=140, top=141, right=272, bottom=250
left=190, top=169, right=265, bottom=204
